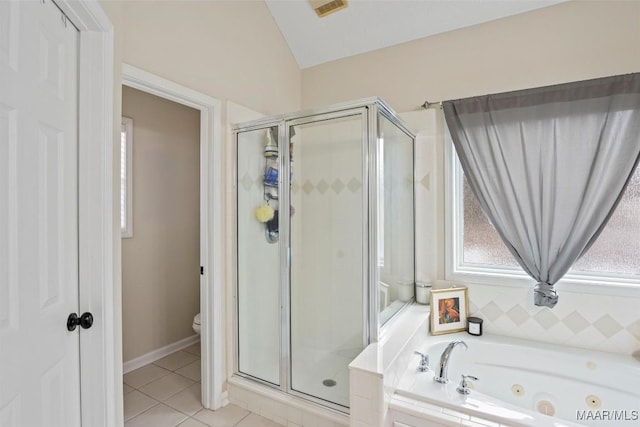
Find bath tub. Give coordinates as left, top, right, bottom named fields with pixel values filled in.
left=394, top=332, right=640, bottom=427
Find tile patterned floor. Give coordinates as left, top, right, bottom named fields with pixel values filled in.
left=123, top=343, right=282, bottom=427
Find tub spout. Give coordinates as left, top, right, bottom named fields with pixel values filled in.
left=434, top=340, right=467, bottom=384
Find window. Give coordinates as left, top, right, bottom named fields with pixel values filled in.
left=121, top=117, right=133, bottom=238
left=445, top=133, right=640, bottom=291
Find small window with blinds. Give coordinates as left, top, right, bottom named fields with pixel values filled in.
left=121, top=117, right=133, bottom=238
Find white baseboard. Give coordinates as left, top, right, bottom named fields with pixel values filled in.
left=123, top=334, right=201, bottom=374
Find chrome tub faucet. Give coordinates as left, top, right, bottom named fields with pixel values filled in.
left=456, top=374, right=478, bottom=395
left=434, top=340, right=468, bottom=384
left=414, top=351, right=430, bottom=372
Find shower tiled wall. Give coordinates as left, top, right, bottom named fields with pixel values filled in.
left=290, top=118, right=365, bottom=356
left=465, top=282, right=640, bottom=355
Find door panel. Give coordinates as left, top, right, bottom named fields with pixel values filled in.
left=0, top=1, right=80, bottom=426
left=236, top=126, right=281, bottom=385
left=289, top=113, right=366, bottom=408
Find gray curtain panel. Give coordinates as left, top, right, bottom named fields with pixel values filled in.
left=443, top=73, right=640, bottom=308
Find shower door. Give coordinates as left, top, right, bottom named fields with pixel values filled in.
left=236, top=125, right=281, bottom=386
left=287, top=110, right=367, bottom=408
left=235, top=98, right=415, bottom=412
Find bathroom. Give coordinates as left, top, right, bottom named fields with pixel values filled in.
left=102, top=0, right=638, bottom=426
left=1, top=1, right=637, bottom=427
left=120, top=84, right=203, bottom=400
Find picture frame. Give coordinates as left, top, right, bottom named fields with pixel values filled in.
left=430, top=287, right=469, bottom=335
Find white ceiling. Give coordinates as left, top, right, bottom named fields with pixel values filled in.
left=265, top=0, right=564, bottom=69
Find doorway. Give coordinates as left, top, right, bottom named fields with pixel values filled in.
left=120, top=86, right=201, bottom=365
left=121, top=86, right=202, bottom=422
left=121, top=64, right=225, bottom=410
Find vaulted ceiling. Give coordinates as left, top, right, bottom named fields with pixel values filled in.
left=265, top=0, right=565, bottom=69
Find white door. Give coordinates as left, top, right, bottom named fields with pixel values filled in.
left=0, top=0, right=81, bottom=426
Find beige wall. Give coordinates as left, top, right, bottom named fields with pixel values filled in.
left=301, top=1, right=640, bottom=111
left=98, top=0, right=301, bottom=367
left=120, top=0, right=301, bottom=116
left=121, top=86, right=201, bottom=362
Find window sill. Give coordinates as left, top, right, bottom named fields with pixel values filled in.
left=446, top=266, right=640, bottom=299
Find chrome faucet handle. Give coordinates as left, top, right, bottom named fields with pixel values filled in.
left=413, top=351, right=430, bottom=372
left=456, top=374, right=478, bottom=395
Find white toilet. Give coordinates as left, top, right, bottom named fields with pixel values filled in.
left=192, top=313, right=201, bottom=335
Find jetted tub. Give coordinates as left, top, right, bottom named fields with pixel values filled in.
left=394, top=332, right=640, bottom=427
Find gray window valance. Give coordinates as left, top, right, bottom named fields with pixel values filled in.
left=443, top=73, right=640, bottom=308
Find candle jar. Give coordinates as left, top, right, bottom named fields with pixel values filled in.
left=468, top=316, right=483, bottom=336
left=415, top=281, right=432, bottom=305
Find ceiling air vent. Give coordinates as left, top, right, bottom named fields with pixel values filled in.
left=309, top=0, right=348, bottom=18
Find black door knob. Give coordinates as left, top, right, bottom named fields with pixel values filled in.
left=67, top=312, right=94, bottom=331
left=79, top=312, right=93, bottom=329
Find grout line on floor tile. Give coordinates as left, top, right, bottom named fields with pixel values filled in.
left=236, top=411, right=251, bottom=426
left=136, top=385, right=189, bottom=405
left=125, top=401, right=162, bottom=425
left=151, top=357, right=201, bottom=373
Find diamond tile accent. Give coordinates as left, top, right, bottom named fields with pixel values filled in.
left=593, top=314, right=623, bottom=338
left=240, top=172, right=253, bottom=191
left=563, top=311, right=590, bottom=334
left=467, top=283, right=640, bottom=354
left=505, top=305, right=529, bottom=326
left=534, top=309, right=559, bottom=330
left=347, top=178, right=362, bottom=193
left=302, top=180, right=314, bottom=195
left=420, top=173, right=430, bottom=191
left=331, top=179, right=345, bottom=194
left=626, top=320, right=640, bottom=341
left=405, top=176, right=413, bottom=187
left=480, top=301, right=503, bottom=321
left=316, top=179, right=329, bottom=194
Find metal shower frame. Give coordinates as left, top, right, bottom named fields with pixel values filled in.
left=231, top=97, right=416, bottom=413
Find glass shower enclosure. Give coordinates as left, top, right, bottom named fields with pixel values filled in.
left=234, top=98, right=415, bottom=411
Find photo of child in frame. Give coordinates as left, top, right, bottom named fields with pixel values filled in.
left=430, top=287, right=468, bottom=335
left=438, top=297, right=460, bottom=324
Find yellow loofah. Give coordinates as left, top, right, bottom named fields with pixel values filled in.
left=255, top=204, right=275, bottom=222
